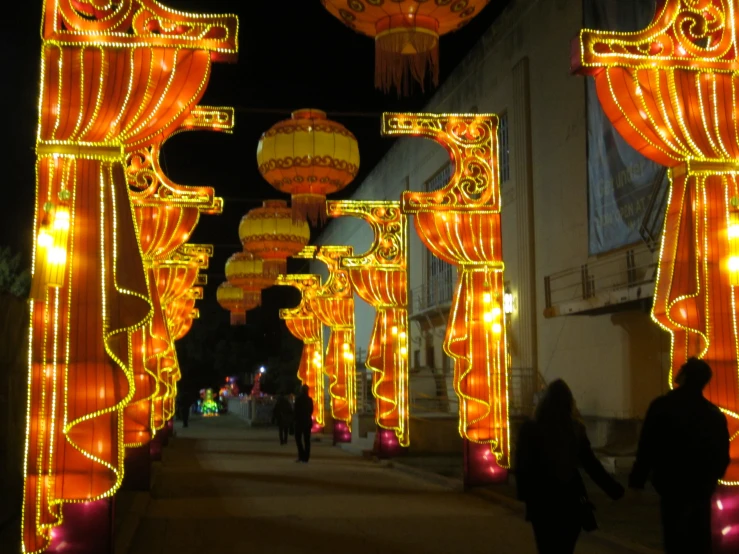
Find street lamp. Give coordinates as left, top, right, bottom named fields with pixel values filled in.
left=259, top=366, right=266, bottom=374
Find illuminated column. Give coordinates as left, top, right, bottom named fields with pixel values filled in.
left=274, top=274, right=326, bottom=431
left=573, top=4, right=739, bottom=547
left=296, top=246, right=357, bottom=443
left=23, top=2, right=237, bottom=552
left=386, top=113, right=509, bottom=487
left=327, top=200, right=410, bottom=457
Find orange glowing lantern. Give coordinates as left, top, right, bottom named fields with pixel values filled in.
left=217, top=282, right=257, bottom=325
left=573, top=2, right=739, bottom=484
left=327, top=200, right=410, bottom=451
left=22, top=1, right=238, bottom=551
left=322, top=0, right=492, bottom=95
left=257, top=110, right=360, bottom=224
left=275, top=274, right=326, bottom=429
left=239, top=200, right=310, bottom=276
left=296, top=246, right=356, bottom=431
left=387, top=112, right=508, bottom=486
left=225, top=251, right=272, bottom=306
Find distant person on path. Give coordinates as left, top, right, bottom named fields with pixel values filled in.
left=177, top=391, right=191, bottom=428
left=272, top=393, right=294, bottom=445
left=516, top=379, right=625, bottom=554
left=629, top=357, right=730, bottom=554
left=293, top=385, right=314, bottom=463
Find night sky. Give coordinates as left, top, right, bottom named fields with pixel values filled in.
left=2, top=0, right=509, bottom=379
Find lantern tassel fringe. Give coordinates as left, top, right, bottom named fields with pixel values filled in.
left=293, top=194, right=327, bottom=226
left=375, top=32, right=439, bottom=96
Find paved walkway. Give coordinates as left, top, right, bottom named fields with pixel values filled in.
left=120, top=415, right=641, bottom=554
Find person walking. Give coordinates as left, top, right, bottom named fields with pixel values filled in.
left=177, top=390, right=191, bottom=428
left=272, top=393, right=294, bottom=445
left=516, top=379, right=625, bottom=554
left=293, top=385, right=314, bottom=463
left=629, top=357, right=730, bottom=554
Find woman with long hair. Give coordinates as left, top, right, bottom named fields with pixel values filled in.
left=516, top=379, right=624, bottom=553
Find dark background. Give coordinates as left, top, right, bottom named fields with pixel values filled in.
left=2, top=0, right=509, bottom=393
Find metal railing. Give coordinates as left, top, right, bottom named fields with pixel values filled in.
left=409, top=277, right=456, bottom=316
left=544, top=243, right=657, bottom=315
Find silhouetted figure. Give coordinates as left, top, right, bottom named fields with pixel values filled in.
left=177, top=391, right=191, bottom=428
left=293, top=385, right=314, bottom=463
left=516, top=379, right=624, bottom=554
left=272, top=393, right=294, bottom=445
left=630, top=358, right=730, bottom=554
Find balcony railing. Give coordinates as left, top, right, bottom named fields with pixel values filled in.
left=544, top=243, right=657, bottom=317
left=409, top=277, right=455, bottom=317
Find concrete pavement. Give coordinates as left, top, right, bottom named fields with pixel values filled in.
left=119, top=415, right=640, bottom=554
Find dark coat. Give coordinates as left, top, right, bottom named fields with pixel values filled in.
left=629, top=387, right=730, bottom=499
left=516, top=420, right=624, bottom=522
left=272, top=396, right=294, bottom=426
left=293, top=393, right=314, bottom=431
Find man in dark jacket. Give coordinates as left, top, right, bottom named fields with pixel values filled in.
left=629, top=357, right=730, bottom=554
left=272, top=393, right=294, bottom=445
left=293, top=385, right=314, bottom=463
left=177, top=390, right=191, bottom=428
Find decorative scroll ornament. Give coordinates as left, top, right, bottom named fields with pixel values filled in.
left=274, top=274, right=326, bottom=428
left=295, top=246, right=357, bottom=428
left=257, top=109, right=360, bottom=224
left=321, top=0, right=491, bottom=95
left=327, top=200, right=409, bottom=447
left=573, top=0, right=739, bottom=485
left=22, top=3, right=237, bottom=550
left=386, top=112, right=509, bottom=472
left=239, top=200, right=310, bottom=276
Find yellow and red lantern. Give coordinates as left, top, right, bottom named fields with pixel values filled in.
left=239, top=200, right=310, bottom=276
left=217, top=282, right=257, bottom=326
left=225, top=251, right=272, bottom=306
left=322, top=0, right=492, bottom=95
left=257, top=109, right=359, bottom=224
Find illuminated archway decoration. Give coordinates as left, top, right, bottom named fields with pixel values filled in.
left=573, top=0, right=739, bottom=487
left=275, top=274, right=326, bottom=430
left=327, top=200, right=409, bottom=455
left=296, top=246, right=356, bottom=440
left=385, top=112, right=509, bottom=486
left=22, top=2, right=238, bottom=551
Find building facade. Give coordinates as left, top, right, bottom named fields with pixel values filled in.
left=312, top=0, right=670, bottom=448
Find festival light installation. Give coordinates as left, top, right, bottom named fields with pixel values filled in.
left=217, top=282, right=257, bottom=325
left=257, top=109, right=360, bottom=224
left=573, top=2, right=739, bottom=545
left=322, top=0, right=492, bottom=95
left=201, top=389, right=219, bottom=417
left=385, top=112, right=509, bottom=486
left=225, top=251, right=272, bottom=307
left=239, top=200, right=310, bottom=276
left=23, top=2, right=237, bottom=549
left=296, top=246, right=356, bottom=442
left=327, top=200, right=409, bottom=455
left=275, top=274, right=326, bottom=431
left=573, top=0, right=739, bottom=485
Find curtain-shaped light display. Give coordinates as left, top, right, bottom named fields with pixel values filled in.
left=326, top=200, right=409, bottom=453
left=385, top=113, right=509, bottom=485
left=573, top=0, right=739, bottom=486
left=23, top=2, right=238, bottom=551
left=274, top=274, right=326, bottom=430
left=296, top=246, right=357, bottom=436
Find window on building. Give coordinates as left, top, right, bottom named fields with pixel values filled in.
left=498, top=112, right=510, bottom=183
left=424, top=164, right=455, bottom=308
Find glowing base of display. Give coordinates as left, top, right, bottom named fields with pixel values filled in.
left=202, top=412, right=220, bottom=418
left=463, top=439, right=508, bottom=488
left=714, top=486, right=739, bottom=552
left=373, top=428, right=406, bottom=459
left=311, top=417, right=323, bottom=434
left=333, top=421, right=351, bottom=444
left=48, top=499, right=113, bottom=554
left=150, top=431, right=163, bottom=462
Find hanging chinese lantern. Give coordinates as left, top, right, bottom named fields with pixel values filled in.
left=225, top=251, right=273, bottom=306
left=217, top=282, right=257, bottom=325
left=239, top=200, right=310, bottom=276
left=322, top=0, right=492, bottom=95
left=257, top=109, right=359, bottom=224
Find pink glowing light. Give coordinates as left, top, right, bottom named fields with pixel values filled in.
left=719, top=499, right=725, bottom=511
left=722, top=526, right=732, bottom=536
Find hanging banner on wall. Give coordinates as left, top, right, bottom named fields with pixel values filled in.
left=585, top=0, right=665, bottom=255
